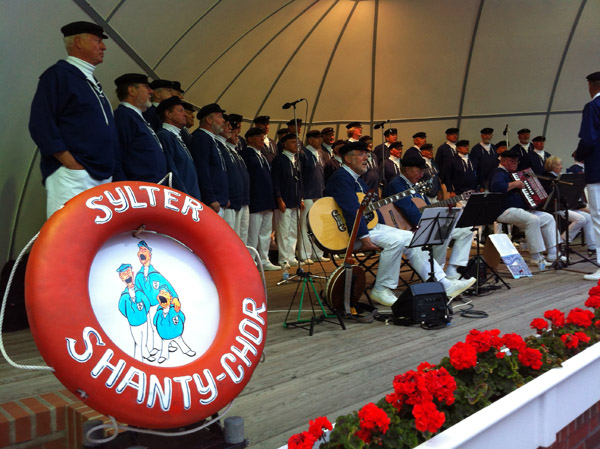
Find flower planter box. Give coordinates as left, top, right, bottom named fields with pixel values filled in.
left=415, top=340, right=600, bottom=449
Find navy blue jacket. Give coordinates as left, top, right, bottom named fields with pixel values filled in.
left=359, top=153, right=380, bottom=192
left=325, top=166, right=382, bottom=239
left=217, top=139, right=244, bottom=210
left=576, top=95, right=600, bottom=183
left=29, top=60, right=118, bottom=182
left=242, top=146, right=275, bottom=213
left=470, top=143, right=497, bottom=189
left=567, top=164, right=584, bottom=174
left=324, top=157, right=341, bottom=184
left=373, top=143, right=390, bottom=165
left=271, top=152, right=303, bottom=208
left=444, top=154, right=479, bottom=194
left=510, top=143, right=532, bottom=171
left=490, top=166, right=526, bottom=212
left=528, top=149, right=551, bottom=175
left=156, top=127, right=201, bottom=199
left=435, top=143, right=456, bottom=184
left=404, top=146, right=422, bottom=160
left=300, top=147, right=325, bottom=200
left=190, top=129, right=229, bottom=207
left=384, top=159, right=401, bottom=184
left=142, top=105, right=162, bottom=132
left=386, top=175, right=428, bottom=228
left=113, top=104, right=167, bottom=182
left=229, top=145, right=250, bottom=206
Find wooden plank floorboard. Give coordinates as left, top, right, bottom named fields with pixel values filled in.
left=0, top=254, right=597, bottom=448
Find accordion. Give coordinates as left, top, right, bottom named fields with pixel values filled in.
left=511, top=168, right=549, bottom=208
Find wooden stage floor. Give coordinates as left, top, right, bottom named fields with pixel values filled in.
left=1, top=247, right=598, bottom=448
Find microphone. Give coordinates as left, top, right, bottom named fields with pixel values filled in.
left=282, top=98, right=305, bottom=109
left=503, top=124, right=509, bottom=136
left=374, top=120, right=390, bottom=129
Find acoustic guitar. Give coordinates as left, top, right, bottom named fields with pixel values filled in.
left=325, top=191, right=377, bottom=314
left=308, top=180, right=432, bottom=252
left=379, top=190, right=474, bottom=230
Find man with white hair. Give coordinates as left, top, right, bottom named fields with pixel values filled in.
left=29, top=21, right=118, bottom=218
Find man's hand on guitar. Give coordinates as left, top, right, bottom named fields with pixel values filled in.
left=277, top=197, right=286, bottom=213
left=357, top=236, right=382, bottom=253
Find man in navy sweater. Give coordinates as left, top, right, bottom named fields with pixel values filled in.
left=577, top=71, right=600, bottom=280
left=113, top=74, right=167, bottom=183
left=29, top=21, right=118, bottom=218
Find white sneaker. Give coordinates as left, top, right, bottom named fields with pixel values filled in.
left=301, top=258, right=314, bottom=265
left=584, top=269, right=600, bottom=281
left=370, top=287, right=397, bottom=306
left=262, top=262, right=281, bottom=271
left=445, top=277, right=476, bottom=300
left=288, top=259, right=304, bottom=267
left=316, top=256, right=330, bottom=262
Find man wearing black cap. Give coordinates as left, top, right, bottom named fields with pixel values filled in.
left=404, top=132, right=427, bottom=159
left=528, top=136, right=551, bottom=175
left=435, top=128, right=459, bottom=184
left=228, top=113, right=246, bottom=152
left=346, top=122, right=362, bottom=142
left=242, top=127, right=279, bottom=271
left=226, top=115, right=251, bottom=243
left=155, top=97, right=200, bottom=199
left=320, top=127, right=336, bottom=161
left=443, top=140, right=479, bottom=196
left=29, top=21, right=118, bottom=218
left=510, top=128, right=533, bottom=171
left=253, top=116, right=277, bottom=164
left=469, top=127, right=497, bottom=190
left=490, top=149, right=561, bottom=266
left=298, top=130, right=328, bottom=263
left=143, top=79, right=175, bottom=132
left=113, top=73, right=167, bottom=183
left=383, top=141, right=403, bottom=183
left=386, top=155, right=475, bottom=284
left=374, top=128, right=398, bottom=165
left=324, top=139, right=345, bottom=184
left=190, top=103, right=229, bottom=215
left=325, top=142, right=475, bottom=306
left=576, top=71, right=600, bottom=280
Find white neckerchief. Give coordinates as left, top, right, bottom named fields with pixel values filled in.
left=306, top=144, right=320, bottom=163
left=334, top=155, right=342, bottom=163
left=480, top=142, right=491, bottom=152
left=282, top=150, right=296, bottom=163
left=342, top=164, right=361, bottom=182
left=390, top=155, right=401, bottom=167
left=348, top=137, right=359, bottom=142
left=121, top=102, right=144, bottom=118
left=162, top=122, right=182, bottom=137
left=214, top=134, right=227, bottom=146
left=65, top=56, right=97, bottom=84
left=593, top=92, right=600, bottom=100
left=446, top=140, right=456, bottom=150
left=199, top=127, right=217, bottom=140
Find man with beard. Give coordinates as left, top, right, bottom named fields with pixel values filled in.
left=113, top=73, right=167, bottom=182
left=320, top=127, right=336, bottom=162
left=190, top=103, right=229, bottom=216
left=510, top=128, right=533, bottom=171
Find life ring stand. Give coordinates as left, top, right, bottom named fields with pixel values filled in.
left=25, top=181, right=267, bottom=429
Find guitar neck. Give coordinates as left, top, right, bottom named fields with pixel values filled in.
left=365, top=189, right=414, bottom=212
left=422, top=193, right=465, bottom=210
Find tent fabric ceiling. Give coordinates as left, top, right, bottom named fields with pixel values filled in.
left=1, top=0, right=599, bottom=265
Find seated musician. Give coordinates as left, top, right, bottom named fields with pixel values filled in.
left=490, top=149, right=563, bottom=265
left=541, top=156, right=596, bottom=255
left=324, top=142, right=476, bottom=306
left=385, top=155, right=474, bottom=280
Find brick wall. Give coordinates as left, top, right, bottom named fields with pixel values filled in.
left=539, top=401, right=600, bottom=449
left=0, top=389, right=113, bottom=448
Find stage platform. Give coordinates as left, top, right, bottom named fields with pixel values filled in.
left=1, top=247, right=598, bottom=448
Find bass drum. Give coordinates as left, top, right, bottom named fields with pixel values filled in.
left=325, top=265, right=366, bottom=313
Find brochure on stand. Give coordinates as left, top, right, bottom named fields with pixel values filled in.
left=486, top=234, right=532, bottom=279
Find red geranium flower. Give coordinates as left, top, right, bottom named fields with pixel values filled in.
left=412, top=401, right=446, bottom=433
left=566, top=308, right=594, bottom=328
left=543, top=309, right=565, bottom=328
left=585, top=295, right=600, bottom=310
left=358, top=402, right=390, bottom=434
left=449, top=341, right=478, bottom=370
left=465, top=329, right=502, bottom=353
left=308, top=416, right=332, bottom=439
left=355, top=428, right=372, bottom=444
left=595, top=320, right=600, bottom=329
left=385, top=391, right=405, bottom=411
left=588, top=285, right=600, bottom=296
left=530, top=318, right=549, bottom=334
left=501, top=333, right=526, bottom=352
left=496, top=351, right=506, bottom=359
left=575, top=331, right=591, bottom=344
left=518, top=347, right=543, bottom=369
left=288, top=431, right=317, bottom=449
left=561, top=333, right=579, bottom=349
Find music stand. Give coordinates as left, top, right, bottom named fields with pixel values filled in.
left=456, top=192, right=510, bottom=295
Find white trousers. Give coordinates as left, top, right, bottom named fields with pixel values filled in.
left=129, top=323, right=150, bottom=361
left=497, top=208, right=558, bottom=255
left=586, top=183, right=600, bottom=264
left=363, top=224, right=446, bottom=290
left=559, top=209, right=596, bottom=250
left=45, top=166, right=111, bottom=218
left=236, top=205, right=250, bottom=245
left=298, top=198, right=324, bottom=260
left=432, top=227, right=474, bottom=268
left=274, top=207, right=299, bottom=265
left=223, top=208, right=236, bottom=230
left=248, top=210, right=273, bottom=264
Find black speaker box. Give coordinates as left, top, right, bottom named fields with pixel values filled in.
left=392, top=282, right=449, bottom=325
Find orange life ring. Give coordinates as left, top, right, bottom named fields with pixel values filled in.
left=25, top=182, right=267, bottom=429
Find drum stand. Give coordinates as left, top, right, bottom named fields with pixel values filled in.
left=283, top=268, right=345, bottom=336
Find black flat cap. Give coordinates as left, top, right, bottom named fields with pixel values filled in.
left=306, top=130, right=322, bottom=139
left=245, top=127, right=266, bottom=139
left=149, top=79, right=173, bottom=90
left=156, top=96, right=183, bottom=116
left=401, top=155, right=426, bottom=169
left=346, top=122, right=361, bottom=129
left=253, top=115, right=270, bottom=124
left=532, top=135, right=546, bottom=142
left=500, top=148, right=520, bottom=158
left=114, top=73, right=149, bottom=87
left=339, top=141, right=368, bottom=157
left=228, top=113, right=243, bottom=127
left=287, top=118, right=302, bottom=127
left=586, top=72, right=600, bottom=82
left=412, top=132, right=426, bottom=139
left=197, top=103, right=226, bottom=120
left=384, top=128, right=398, bottom=136
left=421, top=143, right=433, bottom=151
left=359, top=135, right=372, bottom=143
left=456, top=139, right=470, bottom=147
left=182, top=101, right=195, bottom=112
left=517, top=128, right=531, bottom=134
left=276, top=128, right=289, bottom=136
left=495, top=140, right=507, bottom=147
left=445, top=127, right=459, bottom=135
left=61, top=21, right=107, bottom=39
left=390, top=141, right=403, bottom=149
left=172, top=81, right=184, bottom=94
left=281, top=133, right=298, bottom=143
left=480, top=127, right=494, bottom=134
left=321, top=127, right=334, bottom=135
